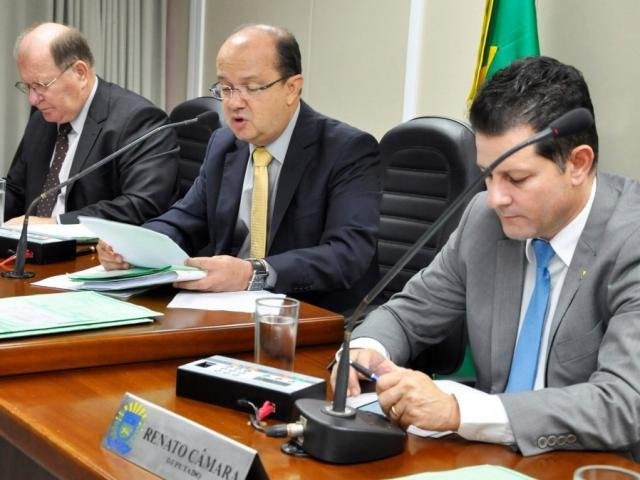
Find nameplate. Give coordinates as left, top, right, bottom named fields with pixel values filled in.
left=103, top=392, right=268, bottom=480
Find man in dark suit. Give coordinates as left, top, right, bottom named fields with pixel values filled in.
left=99, top=24, right=380, bottom=313
left=6, top=22, right=178, bottom=225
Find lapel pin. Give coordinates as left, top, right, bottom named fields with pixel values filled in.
left=580, top=269, right=587, bottom=280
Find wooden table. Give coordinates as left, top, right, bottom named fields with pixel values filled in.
left=0, top=345, right=638, bottom=479
left=0, top=257, right=638, bottom=479
left=0, top=255, right=344, bottom=376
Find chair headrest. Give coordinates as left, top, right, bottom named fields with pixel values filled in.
left=169, top=97, right=223, bottom=141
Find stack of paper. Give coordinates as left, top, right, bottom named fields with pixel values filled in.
left=68, top=265, right=206, bottom=291
left=0, top=291, right=161, bottom=339
left=27, top=217, right=206, bottom=294
left=2, top=223, right=98, bottom=243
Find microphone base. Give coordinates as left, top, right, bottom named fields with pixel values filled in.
left=1, top=270, right=35, bottom=279
left=291, top=398, right=406, bottom=464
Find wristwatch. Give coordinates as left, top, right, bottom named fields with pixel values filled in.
left=246, top=258, right=268, bottom=291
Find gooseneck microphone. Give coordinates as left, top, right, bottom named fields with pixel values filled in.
left=289, top=107, right=595, bottom=464
left=2, top=110, right=219, bottom=279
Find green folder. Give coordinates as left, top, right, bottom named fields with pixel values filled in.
left=0, top=291, right=161, bottom=339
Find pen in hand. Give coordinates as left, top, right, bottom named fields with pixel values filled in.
left=350, top=361, right=380, bottom=382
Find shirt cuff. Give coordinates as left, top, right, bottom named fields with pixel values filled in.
left=442, top=381, right=514, bottom=444
left=333, top=337, right=390, bottom=364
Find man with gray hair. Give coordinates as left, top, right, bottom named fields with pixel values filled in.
left=6, top=22, right=178, bottom=225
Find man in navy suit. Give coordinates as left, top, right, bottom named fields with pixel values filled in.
left=99, top=24, right=380, bottom=312
left=6, top=22, right=178, bottom=225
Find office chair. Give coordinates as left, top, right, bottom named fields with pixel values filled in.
left=168, top=97, right=223, bottom=197
left=377, top=115, right=481, bottom=377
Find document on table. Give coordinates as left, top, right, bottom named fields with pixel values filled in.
left=34, top=265, right=205, bottom=292
left=388, top=465, right=535, bottom=480
left=78, top=216, right=190, bottom=268
left=168, top=290, right=286, bottom=313
left=68, top=265, right=206, bottom=291
left=1, top=223, right=98, bottom=242
left=0, top=291, right=161, bottom=339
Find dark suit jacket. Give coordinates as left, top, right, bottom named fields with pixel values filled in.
left=6, top=78, right=179, bottom=224
left=355, top=172, right=640, bottom=459
left=145, top=102, right=381, bottom=312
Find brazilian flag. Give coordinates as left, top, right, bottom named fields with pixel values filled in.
left=468, top=0, right=540, bottom=103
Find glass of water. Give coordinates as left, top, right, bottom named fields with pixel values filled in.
left=254, top=297, right=300, bottom=371
left=574, top=465, right=640, bottom=480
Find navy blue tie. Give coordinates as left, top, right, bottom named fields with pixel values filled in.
left=506, top=239, right=555, bottom=392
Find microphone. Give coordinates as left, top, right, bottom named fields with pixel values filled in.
left=2, top=110, right=219, bottom=279
left=287, top=107, right=595, bottom=464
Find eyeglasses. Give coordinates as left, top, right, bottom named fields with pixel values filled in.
left=209, top=76, right=290, bottom=101
left=14, top=63, right=75, bottom=95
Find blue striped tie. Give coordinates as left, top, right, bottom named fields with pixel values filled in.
left=506, top=239, right=555, bottom=392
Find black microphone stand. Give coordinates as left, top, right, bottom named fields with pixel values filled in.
left=2, top=112, right=217, bottom=279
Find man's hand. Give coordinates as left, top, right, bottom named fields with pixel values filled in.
left=178, top=256, right=253, bottom=292
left=5, top=215, right=56, bottom=225
left=376, top=368, right=460, bottom=432
left=330, top=348, right=396, bottom=397
left=97, top=240, right=130, bottom=270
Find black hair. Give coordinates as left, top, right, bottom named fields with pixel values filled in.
left=469, top=56, right=598, bottom=168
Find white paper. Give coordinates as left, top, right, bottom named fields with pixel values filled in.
left=346, top=380, right=470, bottom=438
left=168, top=290, right=286, bottom=312
left=78, top=216, right=189, bottom=268
left=2, top=223, right=98, bottom=242
left=35, top=265, right=206, bottom=292
left=33, top=273, right=83, bottom=291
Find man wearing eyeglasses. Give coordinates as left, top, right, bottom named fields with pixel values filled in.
left=5, top=22, right=178, bottom=225
left=98, top=24, right=380, bottom=313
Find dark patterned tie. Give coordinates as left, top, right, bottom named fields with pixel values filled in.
left=36, top=123, right=72, bottom=217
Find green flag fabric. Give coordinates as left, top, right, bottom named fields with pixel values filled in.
left=468, top=0, right=540, bottom=102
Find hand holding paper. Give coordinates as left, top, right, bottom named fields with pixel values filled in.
left=180, top=255, right=254, bottom=292
left=79, top=216, right=190, bottom=268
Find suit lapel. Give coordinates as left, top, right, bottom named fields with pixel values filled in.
left=214, top=144, right=249, bottom=253
left=546, top=175, right=615, bottom=353
left=68, top=79, right=108, bottom=179
left=269, top=103, right=317, bottom=248
left=490, top=238, right=526, bottom=393
left=32, top=123, right=58, bottom=193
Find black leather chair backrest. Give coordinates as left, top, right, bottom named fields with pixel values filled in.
left=378, top=115, right=480, bottom=300
left=169, top=97, right=224, bottom=197
left=377, top=116, right=481, bottom=376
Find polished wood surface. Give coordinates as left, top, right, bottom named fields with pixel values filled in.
left=0, top=255, right=344, bottom=376
left=0, top=345, right=638, bottom=480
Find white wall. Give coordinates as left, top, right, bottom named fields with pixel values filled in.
left=202, top=0, right=410, bottom=140
left=537, top=0, right=640, bottom=179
